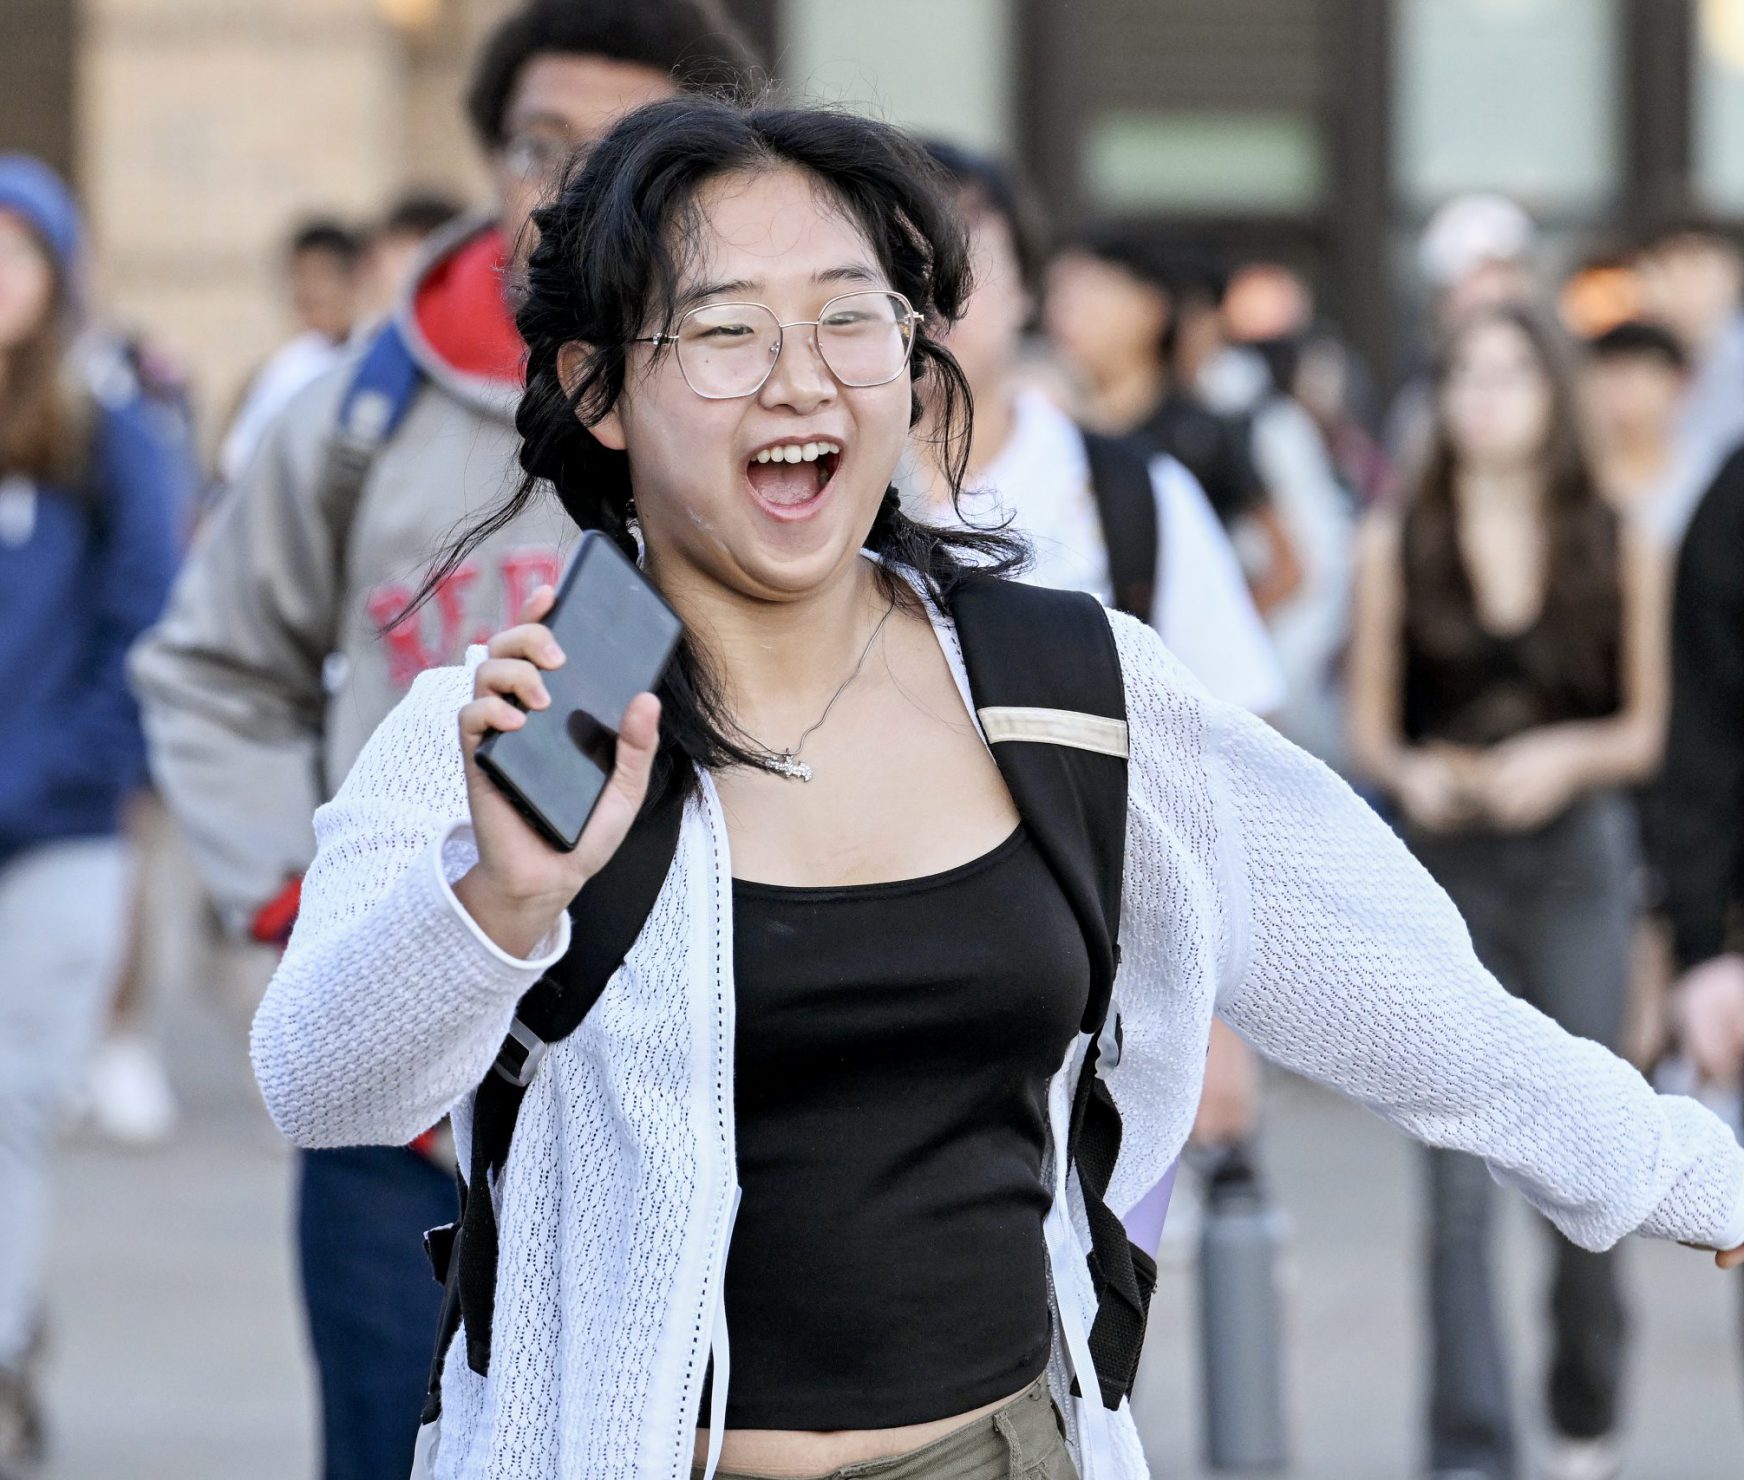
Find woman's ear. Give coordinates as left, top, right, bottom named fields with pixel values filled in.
left=558, top=341, right=625, bottom=450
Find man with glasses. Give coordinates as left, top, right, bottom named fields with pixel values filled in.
left=130, top=5, right=757, bottom=1478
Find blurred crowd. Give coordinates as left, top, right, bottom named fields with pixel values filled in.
left=4, top=3, right=1744, bottom=1479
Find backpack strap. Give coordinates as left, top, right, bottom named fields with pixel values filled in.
left=950, top=575, right=1155, bottom=1409
left=320, top=318, right=424, bottom=592
left=1080, top=430, right=1160, bottom=622
left=421, top=776, right=686, bottom=1410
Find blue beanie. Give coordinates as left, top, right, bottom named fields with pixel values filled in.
left=0, top=154, right=83, bottom=275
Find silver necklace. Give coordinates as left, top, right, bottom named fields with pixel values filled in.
left=743, top=594, right=897, bottom=782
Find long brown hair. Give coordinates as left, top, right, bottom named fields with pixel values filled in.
left=1401, top=304, right=1620, bottom=708
left=0, top=222, right=91, bottom=490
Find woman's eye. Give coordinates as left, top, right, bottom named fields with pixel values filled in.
left=699, top=323, right=755, bottom=341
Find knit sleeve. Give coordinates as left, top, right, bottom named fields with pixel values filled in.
left=1110, top=613, right=1744, bottom=1254
left=249, top=650, right=571, bottom=1149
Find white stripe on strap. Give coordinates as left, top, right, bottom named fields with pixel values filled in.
left=977, top=706, right=1130, bottom=759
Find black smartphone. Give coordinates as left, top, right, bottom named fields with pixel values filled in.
left=474, top=531, right=683, bottom=852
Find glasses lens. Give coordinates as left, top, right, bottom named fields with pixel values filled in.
left=816, top=292, right=915, bottom=387
left=675, top=302, right=781, bottom=397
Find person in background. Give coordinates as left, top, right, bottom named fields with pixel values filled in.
left=357, top=191, right=465, bottom=325
left=1348, top=306, right=1668, bottom=1480
left=1388, top=193, right=1540, bottom=478
left=1186, top=247, right=1356, bottom=767
left=1044, top=228, right=1302, bottom=617
left=129, top=5, right=759, bottom=1477
left=1633, top=220, right=1744, bottom=542
left=217, top=219, right=362, bottom=485
left=1580, top=321, right=1690, bottom=536
left=0, top=154, right=181, bottom=1479
left=1651, top=431, right=1744, bottom=1385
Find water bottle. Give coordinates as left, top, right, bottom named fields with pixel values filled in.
left=1197, top=1144, right=1290, bottom=1472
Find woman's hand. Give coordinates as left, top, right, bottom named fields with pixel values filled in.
left=1394, top=750, right=1477, bottom=833
left=453, top=585, right=662, bottom=959
left=1673, top=954, right=1744, bottom=1088
left=1470, top=730, right=1583, bottom=831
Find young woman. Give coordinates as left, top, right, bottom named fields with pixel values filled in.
left=1347, top=306, right=1670, bottom=1480
left=252, top=102, right=1744, bottom=1480
left=0, top=154, right=181, bottom=1471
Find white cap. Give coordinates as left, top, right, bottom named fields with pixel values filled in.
left=1419, top=193, right=1537, bottom=288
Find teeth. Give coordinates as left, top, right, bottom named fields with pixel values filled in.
left=752, top=441, right=841, bottom=465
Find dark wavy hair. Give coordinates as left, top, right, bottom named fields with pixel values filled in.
left=405, top=95, right=1026, bottom=791
left=1402, top=304, right=1621, bottom=712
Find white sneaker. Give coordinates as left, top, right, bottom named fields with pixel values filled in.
left=83, top=1034, right=178, bottom=1148
left=1537, top=1433, right=1624, bottom=1480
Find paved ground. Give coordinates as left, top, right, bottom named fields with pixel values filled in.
left=37, top=987, right=1744, bottom=1479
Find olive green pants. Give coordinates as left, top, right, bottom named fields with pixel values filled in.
left=693, top=1375, right=1078, bottom=1480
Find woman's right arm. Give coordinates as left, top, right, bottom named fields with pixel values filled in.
left=250, top=590, right=661, bottom=1148
left=249, top=655, right=571, bottom=1148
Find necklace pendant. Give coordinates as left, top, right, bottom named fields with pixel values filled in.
left=767, top=751, right=813, bottom=782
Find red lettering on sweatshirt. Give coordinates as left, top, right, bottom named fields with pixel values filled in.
left=364, top=546, right=561, bottom=690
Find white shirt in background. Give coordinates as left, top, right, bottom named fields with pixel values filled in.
left=937, top=387, right=1286, bottom=717
left=219, top=329, right=349, bottom=485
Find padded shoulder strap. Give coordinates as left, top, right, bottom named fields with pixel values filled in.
left=322, top=318, right=425, bottom=589
left=1080, top=430, right=1160, bottom=621
left=950, top=575, right=1127, bottom=1034
left=450, top=776, right=685, bottom=1378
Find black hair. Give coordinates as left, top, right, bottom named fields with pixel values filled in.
left=919, top=138, right=1050, bottom=301
left=378, top=192, right=465, bottom=241
left=465, top=0, right=760, bottom=151
left=1585, top=318, right=1690, bottom=373
left=403, top=95, right=1026, bottom=794
left=1066, top=224, right=1230, bottom=363
left=289, top=219, right=361, bottom=266
left=1633, top=215, right=1744, bottom=260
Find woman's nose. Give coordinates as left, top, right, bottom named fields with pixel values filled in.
left=759, top=326, right=836, bottom=410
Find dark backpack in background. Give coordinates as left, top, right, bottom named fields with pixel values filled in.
left=1081, top=430, right=1160, bottom=622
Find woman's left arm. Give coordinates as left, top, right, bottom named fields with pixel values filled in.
left=1478, top=523, right=1670, bottom=829
left=1111, top=614, right=1744, bottom=1263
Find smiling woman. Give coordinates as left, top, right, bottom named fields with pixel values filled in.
left=257, top=95, right=1744, bottom=1480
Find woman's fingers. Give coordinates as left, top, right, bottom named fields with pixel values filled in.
left=489, top=617, right=566, bottom=668
left=1716, top=1244, right=1744, bottom=1271
left=474, top=656, right=551, bottom=713
left=459, top=695, right=528, bottom=747
left=517, top=583, right=558, bottom=625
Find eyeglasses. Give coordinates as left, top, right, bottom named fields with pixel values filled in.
left=629, top=290, right=924, bottom=400
left=501, top=130, right=575, bottom=184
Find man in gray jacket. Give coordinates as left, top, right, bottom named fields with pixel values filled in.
left=130, top=4, right=756, bottom=1476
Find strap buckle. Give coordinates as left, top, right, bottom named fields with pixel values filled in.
left=493, top=1017, right=549, bottom=1087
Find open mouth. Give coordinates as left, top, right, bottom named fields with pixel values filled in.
left=745, top=440, right=842, bottom=520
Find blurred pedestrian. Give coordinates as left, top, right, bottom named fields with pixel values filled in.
left=1348, top=306, right=1669, bottom=1480
left=218, top=219, right=362, bottom=484
left=1632, top=220, right=1744, bottom=541
left=1190, top=251, right=1355, bottom=766
left=130, top=5, right=759, bottom=1479
left=910, top=141, right=1283, bottom=718
left=1044, top=229, right=1303, bottom=616
left=1388, top=193, right=1540, bottom=478
left=1581, top=321, right=1689, bottom=537
left=357, top=191, right=465, bottom=325
left=246, top=96, right=1744, bottom=1480
left=0, top=154, right=181, bottom=1479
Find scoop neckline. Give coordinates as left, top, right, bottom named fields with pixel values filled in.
left=731, top=824, right=1027, bottom=901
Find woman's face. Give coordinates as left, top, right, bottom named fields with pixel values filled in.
left=0, top=212, right=54, bottom=353
left=1043, top=250, right=1168, bottom=387
left=1440, top=318, right=1553, bottom=470
left=589, top=166, right=915, bottom=604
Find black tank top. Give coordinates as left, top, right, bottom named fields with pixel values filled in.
left=703, top=824, right=1090, bottom=1430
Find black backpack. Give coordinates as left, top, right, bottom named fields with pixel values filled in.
left=1082, top=429, right=1160, bottom=623
left=420, top=574, right=1156, bottom=1426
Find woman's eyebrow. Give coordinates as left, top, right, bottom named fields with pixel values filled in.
left=816, top=264, right=879, bottom=287
left=673, top=277, right=759, bottom=312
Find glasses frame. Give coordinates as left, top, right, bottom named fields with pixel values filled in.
left=628, top=289, right=926, bottom=400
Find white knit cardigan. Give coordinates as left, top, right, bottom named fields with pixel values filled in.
left=252, top=588, right=1744, bottom=1480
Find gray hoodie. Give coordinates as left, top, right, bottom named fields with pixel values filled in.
left=131, top=216, right=573, bottom=929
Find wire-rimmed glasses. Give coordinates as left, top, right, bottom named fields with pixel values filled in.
left=629, top=290, right=923, bottom=400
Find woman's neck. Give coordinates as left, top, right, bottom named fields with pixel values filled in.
left=1452, top=460, right=1545, bottom=518
left=652, top=550, right=894, bottom=736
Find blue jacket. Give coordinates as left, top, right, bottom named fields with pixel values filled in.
left=0, top=399, right=183, bottom=864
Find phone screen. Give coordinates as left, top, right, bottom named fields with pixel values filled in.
left=475, top=532, right=683, bottom=850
